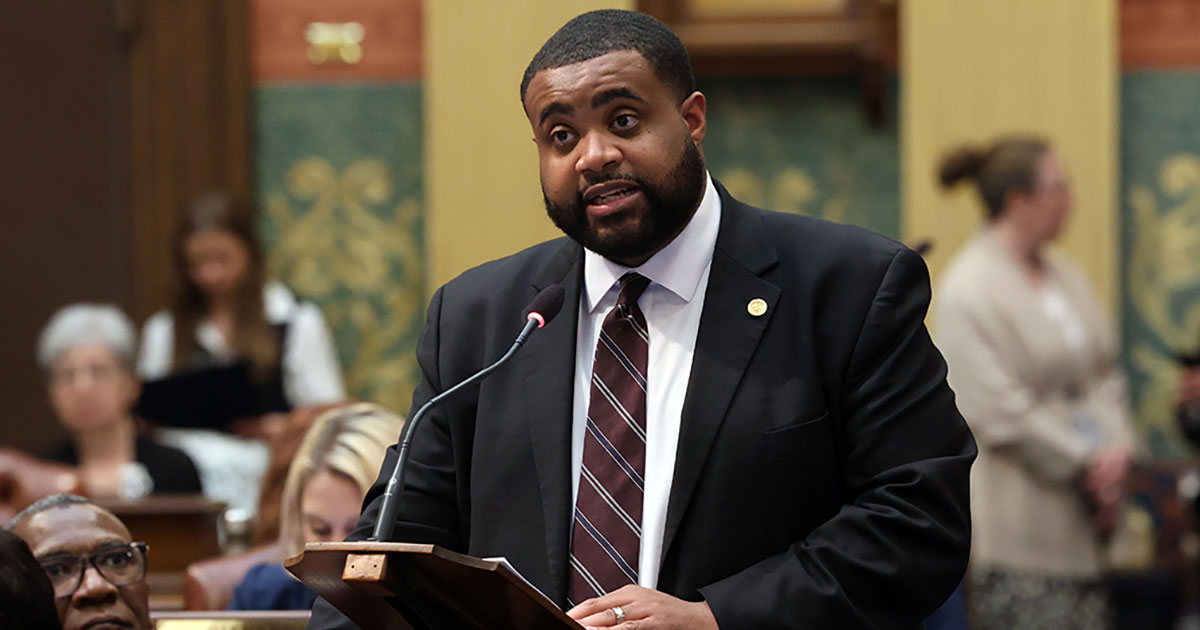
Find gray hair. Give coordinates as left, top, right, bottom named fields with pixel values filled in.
left=37, top=304, right=137, bottom=371
left=5, top=494, right=92, bottom=531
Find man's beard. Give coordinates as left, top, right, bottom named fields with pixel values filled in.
left=543, top=139, right=706, bottom=264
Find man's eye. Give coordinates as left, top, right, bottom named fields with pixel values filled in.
left=551, top=129, right=574, bottom=145
left=98, top=550, right=134, bottom=569
left=41, top=561, right=72, bottom=579
left=613, top=114, right=637, bottom=130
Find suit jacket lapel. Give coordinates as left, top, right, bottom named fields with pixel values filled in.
left=521, top=239, right=584, bottom=606
left=660, top=184, right=780, bottom=565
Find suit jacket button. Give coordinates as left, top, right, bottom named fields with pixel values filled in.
left=747, top=298, right=768, bottom=317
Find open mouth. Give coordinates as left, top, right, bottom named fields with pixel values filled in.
left=589, top=187, right=637, bottom=205
left=584, top=180, right=641, bottom=207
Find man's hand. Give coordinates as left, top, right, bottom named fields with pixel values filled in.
left=567, top=585, right=719, bottom=630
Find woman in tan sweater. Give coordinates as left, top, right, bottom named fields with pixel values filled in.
left=934, top=136, right=1134, bottom=630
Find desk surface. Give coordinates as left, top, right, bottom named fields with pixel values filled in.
left=152, top=610, right=309, bottom=629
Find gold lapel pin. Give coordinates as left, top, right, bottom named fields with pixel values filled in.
left=747, top=298, right=768, bottom=317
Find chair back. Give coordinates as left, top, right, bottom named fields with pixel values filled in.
left=0, top=447, right=82, bottom=521
left=183, top=543, right=285, bottom=611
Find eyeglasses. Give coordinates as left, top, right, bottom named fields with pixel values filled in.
left=37, top=542, right=149, bottom=599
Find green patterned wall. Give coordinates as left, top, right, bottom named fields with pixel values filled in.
left=255, top=83, right=425, bottom=414
left=1121, top=72, right=1200, bottom=456
left=699, top=76, right=900, bottom=239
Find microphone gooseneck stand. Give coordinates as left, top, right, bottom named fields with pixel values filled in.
left=370, top=285, right=565, bottom=542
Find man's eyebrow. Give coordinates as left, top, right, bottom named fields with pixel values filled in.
left=592, top=88, right=645, bottom=109
left=538, top=102, right=573, bottom=126
left=38, top=538, right=128, bottom=557
left=537, top=88, right=647, bottom=127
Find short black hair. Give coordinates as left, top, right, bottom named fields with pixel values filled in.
left=5, top=494, right=92, bottom=531
left=520, top=10, right=696, bottom=104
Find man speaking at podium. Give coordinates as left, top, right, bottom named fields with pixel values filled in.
left=310, top=9, right=975, bottom=629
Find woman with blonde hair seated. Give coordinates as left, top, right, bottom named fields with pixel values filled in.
left=228, top=403, right=402, bottom=610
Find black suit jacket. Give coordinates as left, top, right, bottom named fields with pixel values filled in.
left=309, top=184, right=976, bottom=629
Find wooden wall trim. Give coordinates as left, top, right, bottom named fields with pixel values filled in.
left=251, top=0, right=421, bottom=82
left=1122, top=0, right=1200, bottom=68
left=639, top=0, right=897, bottom=123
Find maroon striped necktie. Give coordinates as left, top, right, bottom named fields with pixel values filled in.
left=568, top=272, right=651, bottom=606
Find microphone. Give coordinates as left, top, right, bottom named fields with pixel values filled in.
left=370, top=284, right=566, bottom=541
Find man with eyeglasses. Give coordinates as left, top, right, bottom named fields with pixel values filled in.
left=6, top=494, right=151, bottom=630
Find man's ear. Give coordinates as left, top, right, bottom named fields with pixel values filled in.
left=680, top=91, right=707, bottom=144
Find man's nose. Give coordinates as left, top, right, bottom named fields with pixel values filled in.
left=72, top=565, right=118, bottom=606
left=575, top=131, right=622, bottom=175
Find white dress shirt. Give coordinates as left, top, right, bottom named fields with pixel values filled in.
left=572, top=174, right=721, bottom=589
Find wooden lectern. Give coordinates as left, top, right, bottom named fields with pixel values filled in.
left=287, top=542, right=584, bottom=630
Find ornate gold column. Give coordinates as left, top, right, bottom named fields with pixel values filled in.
left=425, top=1, right=633, bottom=289
left=902, top=1, right=1119, bottom=311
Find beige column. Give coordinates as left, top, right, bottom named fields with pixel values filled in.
left=424, top=1, right=633, bottom=289
left=902, top=1, right=1119, bottom=312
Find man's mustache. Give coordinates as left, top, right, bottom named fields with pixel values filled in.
left=579, top=172, right=647, bottom=192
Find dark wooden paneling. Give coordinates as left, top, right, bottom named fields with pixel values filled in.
left=128, top=0, right=254, bottom=322
left=0, top=1, right=133, bottom=453
left=639, top=0, right=897, bottom=124
left=641, top=0, right=897, bottom=73
left=0, top=0, right=253, bottom=454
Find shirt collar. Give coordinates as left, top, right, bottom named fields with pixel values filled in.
left=583, top=173, right=721, bottom=313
